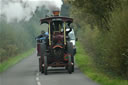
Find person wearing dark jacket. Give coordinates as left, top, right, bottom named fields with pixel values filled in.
left=36, top=30, right=48, bottom=42
left=36, top=30, right=48, bottom=56
left=37, top=30, right=45, bottom=39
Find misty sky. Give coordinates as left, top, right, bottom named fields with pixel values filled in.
left=0, top=0, right=63, bottom=22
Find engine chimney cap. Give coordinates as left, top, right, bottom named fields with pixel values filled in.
left=53, top=11, right=60, bottom=16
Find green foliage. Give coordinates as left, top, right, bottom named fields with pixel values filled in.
left=69, top=0, right=120, bottom=30
left=68, top=0, right=128, bottom=79
left=0, top=6, right=48, bottom=63
left=76, top=42, right=128, bottom=85
left=0, top=48, right=34, bottom=72
left=78, top=7, right=128, bottom=78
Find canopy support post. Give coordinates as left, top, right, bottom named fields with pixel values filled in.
left=64, top=22, right=66, bottom=45
left=49, top=22, right=51, bottom=46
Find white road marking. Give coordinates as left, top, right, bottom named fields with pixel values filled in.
left=37, top=81, right=41, bottom=85
left=36, top=72, right=41, bottom=85
left=36, top=77, right=39, bottom=81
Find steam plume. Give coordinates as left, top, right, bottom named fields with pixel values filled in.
left=0, top=0, right=63, bottom=22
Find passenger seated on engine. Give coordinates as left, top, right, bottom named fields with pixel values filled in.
left=36, top=30, right=48, bottom=43
left=36, top=30, right=49, bottom=56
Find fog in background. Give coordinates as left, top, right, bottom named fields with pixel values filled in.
left=0, top=0, right=63, bottom=22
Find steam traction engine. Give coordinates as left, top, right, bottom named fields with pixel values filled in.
left=37, top=11, right=74, bottom=75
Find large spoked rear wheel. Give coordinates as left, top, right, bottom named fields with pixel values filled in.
left=67, top=42, right=74, bottom=56
left=39, top=58, right=41, bottom=72
left=68, top=55, right=72, bottom=74
left=72, top=56, right=74, bottom=72
left=67, top=42, right=74, bottom=73
left=44, top=56, right=48, bottom=75
left=39, top=57, right=44, bottom=73
left=40, top=43, right=46, bottom=57
left=40, top=43, right=46, bottom=74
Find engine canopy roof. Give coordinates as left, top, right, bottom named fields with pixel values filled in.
left=40, top=16, right=73, bottom=24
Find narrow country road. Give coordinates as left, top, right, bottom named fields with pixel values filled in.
left=0, top=53, right=99, bottom=85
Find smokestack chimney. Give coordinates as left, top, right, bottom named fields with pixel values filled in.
left=53, top=10, right=60, bottom=16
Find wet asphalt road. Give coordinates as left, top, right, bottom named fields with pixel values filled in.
left=0, top=53, right=99, bottom=85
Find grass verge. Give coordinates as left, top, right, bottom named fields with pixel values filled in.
left=0, top=48, right=35, bottom=72
left=76, top=42, right=128, bottom=85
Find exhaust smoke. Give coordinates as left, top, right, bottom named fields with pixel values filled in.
left=0, top=0, right=63, bottom=22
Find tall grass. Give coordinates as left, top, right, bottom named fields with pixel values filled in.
left=76, top=5, right=128, bottom=78
left=76, top=42, right=128, bottom=85
left=0, top=48, right=35, bottom=72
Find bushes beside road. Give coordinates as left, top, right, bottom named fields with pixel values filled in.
left=0, top=48, right=34, bottom=72
left=67, top=0, right=128, bottom=79
left=76, top=42, right=128, bottom=85
left=0, top=7, right=48, bottom=63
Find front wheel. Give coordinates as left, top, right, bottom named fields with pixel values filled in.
left=68, top=55, right=72, bottom=74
